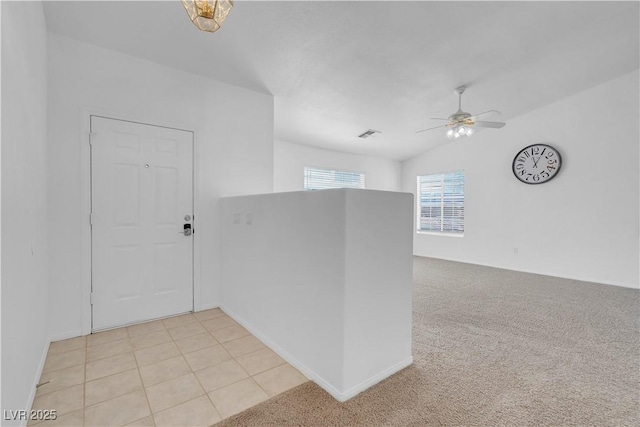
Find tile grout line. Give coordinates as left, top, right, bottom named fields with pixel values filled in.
left=83, top=334, right=138, bottom=425
left=40, top=348, right=86, bottom=377
left=195, top=310, right=274, bottom=417
left=173, top=311, right=256, bottom=423
left=137, top=313, right=221, bottom=422
left=201, top=313, right=282, bottom=422
left=44, top=309, right=294, bottom=426
left=189, top=312, right=226, bottom=422
left=213, top=309, right=284, bottom=398
left=83, top=337, right=87, bottom=426
left=83, top=328, right=160, bottom=425
left=37, top=313, right=192, bottom=424
left=130, top=321, right=160, bottom=427
left=135, top=313, right=223, bottom=423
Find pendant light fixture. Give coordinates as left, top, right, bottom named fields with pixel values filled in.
left=181, top=0, right=234, bottom=33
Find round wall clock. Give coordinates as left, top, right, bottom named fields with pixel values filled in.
left=512, top=144, right=562, bottom=184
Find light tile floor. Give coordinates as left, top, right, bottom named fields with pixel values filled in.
left=30, top=308, right=308, bottom=426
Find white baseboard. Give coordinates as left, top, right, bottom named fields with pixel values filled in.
left=49, top=329, right=84, bottom=342
left=413, top=254, right=639, bottom=289
left=22, top=339, right=51, bottom=426
left=339, top=356, right=413, bottom=401
left=196, top=302, right=221, bottom=312
left=24, top=330, right=83, bottom=422
left=220, top=304, right=412, bottom=402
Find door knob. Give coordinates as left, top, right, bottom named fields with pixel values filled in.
left=181, top=223, right=192, bottom=236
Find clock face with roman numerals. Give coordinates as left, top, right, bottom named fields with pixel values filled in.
left=512, top=144, right=562, bottom=184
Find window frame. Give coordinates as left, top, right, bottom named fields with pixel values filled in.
left=303, top=166, right=366, bottom=191
left=416, top=170, right=465, bottom=237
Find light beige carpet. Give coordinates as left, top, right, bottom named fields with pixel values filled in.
left=215, top=257, right=640, bottom=426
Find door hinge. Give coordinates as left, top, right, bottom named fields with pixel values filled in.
left=89, top=132, right=97, bottom=145
left=90, top=292, right=94, bottom=305
left=89, top=212, right=93, bottom=226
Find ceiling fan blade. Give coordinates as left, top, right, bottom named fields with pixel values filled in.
left=416, top=124, right=449, bottom=133
left=471, top=110, right=501, bottom=120
left=474, top=120, right=506, bottom=129
left=429, top=117, right=451, bottom=121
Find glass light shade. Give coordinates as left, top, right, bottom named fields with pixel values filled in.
left=447, top=124, right=475, bottom=139
left=182, top=0, right=234, bottom=33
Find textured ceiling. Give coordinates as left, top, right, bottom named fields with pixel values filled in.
left=43, top=1, right=639, bottom=161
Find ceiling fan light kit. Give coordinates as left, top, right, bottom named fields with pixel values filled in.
left=182, top=0, right=234, bottom=33
left=446, top=124, right=474, bottom=139
left=417, top=86, right=506, bottom=139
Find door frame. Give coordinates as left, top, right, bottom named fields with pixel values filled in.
left=80, top=108, right=200, bottom=334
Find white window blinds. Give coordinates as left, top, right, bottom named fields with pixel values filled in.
left=417, top=171, right=465, bottom=234
left=304, top=167, right=365, bottom=191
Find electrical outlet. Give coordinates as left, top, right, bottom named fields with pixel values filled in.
left=246, top=213, right=253, bottom=225
left=233, top=213, right=241, bottom=224
left=513, top=247, right=519, bottom=254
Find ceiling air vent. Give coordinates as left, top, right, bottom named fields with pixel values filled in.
left=357, top=129, right=381, bottom=139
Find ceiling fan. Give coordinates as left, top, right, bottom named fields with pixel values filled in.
left=417, top=86, right=506, bottom=139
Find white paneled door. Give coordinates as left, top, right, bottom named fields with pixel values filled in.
left=90, top=116, right=194, bottom=331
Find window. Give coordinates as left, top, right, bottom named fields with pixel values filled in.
left=417, top=171, right=464, bottom=234
left=304, top=167, right=365, bottom=191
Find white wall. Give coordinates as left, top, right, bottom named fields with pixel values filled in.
left=274, top=139, right=401, bottom=192
left=342, top=190, right=413, bottom=392
left=220, top=189, right=413, bottom=401
left=403, top=70, right=640, bottom=288
left=47, top=33, right=274, bottom=338
left=222, top=191, right=347, bottom=391
left=1, top=1, right=50, bottom=423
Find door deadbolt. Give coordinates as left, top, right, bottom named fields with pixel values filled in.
left=184, top=215, right=191, bottom=221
